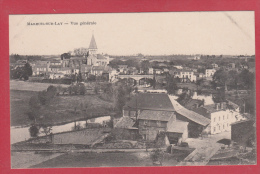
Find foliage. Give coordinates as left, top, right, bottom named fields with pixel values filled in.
left=150, top=148, right=164, bottom=163
left=10, top=62, right=33, bottom=80
left=212, top=68, right=229, bottom=88
left=61, top=53, right=71, bottom=60
left=29, top=125, right=39, bottom=137
left=113, top=85, right=126, bottom=112
left=79, top=83, right=86, bottom=95
left=140, top=60, right=150, bottom=74
left=40, top=125, right=52, bottom=136
left=74, top=47, right=88, bottom=56
left=166, top=75, right=178, bottom=95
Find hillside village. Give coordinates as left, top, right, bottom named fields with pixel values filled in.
left=10, top=34, right=256, bottom=167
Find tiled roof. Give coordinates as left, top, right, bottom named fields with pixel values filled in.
left=168, top=96, right=210, bottom=126
left=167, top=120, right=189, bottom=133
left=114, top=116, right=137, bottom=129
left=89, top=34, right=97, bottom=49
left=138, top=110, right=175, bottom=121
left=192, top=107, right=211, bottom=119
left=124, top=93, right=175, bottom=111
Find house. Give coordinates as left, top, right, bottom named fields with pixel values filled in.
left=128, top=67, right=138, bottom=75
left=192, top=102, right=242, bottom=135
left=229, top=63, right=236, bottom=69
left=118, top=65, right=128, bottom=74
left=205, top=69, right=216, bottom=77
left=113, top=116, right=138, bottom=140
left=32, top=63, right=49, bottom=76
left=172, top=69, right=197, bottom=82
left=211, top=63, right=218, bottom=68
left=148, top=68, right=154, bottom=74
left=123, top=93, right=210, bottom=139
left=50, top=60, right=62, bottom=66
left=154, top=69, right=164, bottom=74
left=92, top=66, right=105, bottom=76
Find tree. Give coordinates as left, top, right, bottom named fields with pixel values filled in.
left=61, top=53, right=71, bottom=60
left=38, top=90, right=48, bottom=105
left=212, top=69, right=229, bottom=89
left=47, top=85, right=57, bottom=98
left=23, top=62, right=33, bottom=80
left=74, top=47, right=88, bottom=56
left=29, top=125, right=39, bottom=137
left=77, top=72, right=83, bottom=83
left=113, top=85, right=126, bottom=112
left=79, top=83, right=86, bottom=95
left=40, top=125, right=52, bottom=136
left=141, top=60, right=150, bottom=74
left=239, top=69, right=255, bottom=90
left=167, top=75, right=177, bottom=95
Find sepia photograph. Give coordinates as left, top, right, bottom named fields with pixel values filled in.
left=9, top=11, right=256, bottom=168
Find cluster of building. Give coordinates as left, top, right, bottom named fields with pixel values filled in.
left=30, top=34, right=118, bottom=81
left=114, top=93, right=249, bottom=145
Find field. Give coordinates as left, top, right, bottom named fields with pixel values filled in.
left=10, top=80, right=69, bottom=92
left=10, top=89, right=114, bottom=127
left=10, top=90, right=38, bottom=126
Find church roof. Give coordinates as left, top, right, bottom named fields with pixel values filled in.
left=89, top=34, right=97, bottom=49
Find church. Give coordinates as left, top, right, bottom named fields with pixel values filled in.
left=87, top=34, right=109, bottom=66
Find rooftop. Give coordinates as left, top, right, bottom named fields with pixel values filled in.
left=138, top=110, right=175, bottom=122
left=124, top=93, right=175, bottom=111
left=168, top=95, right=210, bottom=126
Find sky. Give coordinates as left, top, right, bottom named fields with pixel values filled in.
left=9, top=11, right=255, bottom=56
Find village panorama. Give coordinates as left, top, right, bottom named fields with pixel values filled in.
left=10, top=33, right=256, bottom=168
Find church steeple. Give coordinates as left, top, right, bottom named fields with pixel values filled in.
left=89, top=34, right=97, bottom=55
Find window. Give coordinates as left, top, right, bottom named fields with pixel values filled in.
left=219, top=117, right=220, bottom=121
left=223, top=124, right=225, bottom=129
left=214, top=117, right=216, bottom=122
left=219, top=125, right=220, bottom=130
left=156, top=121, right=161, bottom=127
left=223, top=115, right=225, bottom=120
left=214, top=127, right=216, bottom=132
left=144, top=120, right=148, bottom=125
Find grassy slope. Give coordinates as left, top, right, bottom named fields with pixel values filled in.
left=10, top=90, right=38, bottom=126
left=30, top=152, right=154, bottom=168
left=10, top=90, right=114, bottom=127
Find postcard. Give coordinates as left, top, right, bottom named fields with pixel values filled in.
left=9, top=11, right=256, bottom=169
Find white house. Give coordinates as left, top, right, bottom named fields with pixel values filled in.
left=148, top=68, right=154, bottom=74
left=173, top=69, right=197, bottom=82
left=205, top=69, right=216, bottom=77
left=193, top=103, right=242, bottom=134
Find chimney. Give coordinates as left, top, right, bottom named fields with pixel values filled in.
left=215, top=103, right=219, bottom=110
left=195, top=103, right=199, bottom=108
